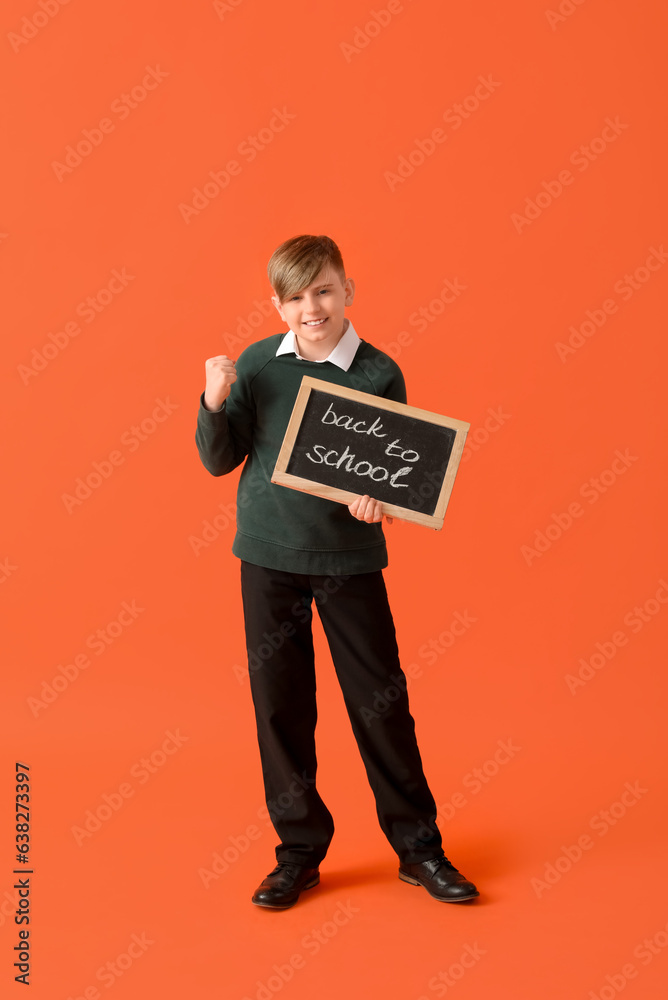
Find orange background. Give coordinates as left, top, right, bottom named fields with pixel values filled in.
left=2, top=0, right=667, bottom=997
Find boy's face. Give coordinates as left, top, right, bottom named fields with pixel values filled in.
left=272, top=266, right=355, bottom=355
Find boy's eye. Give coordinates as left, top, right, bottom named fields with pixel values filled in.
left=291, top=289, right=329, bottom=300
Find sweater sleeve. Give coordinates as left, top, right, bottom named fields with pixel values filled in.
left=355, top=344, right=408, bottom=405
left=195, top=351, right=256, bottom=477
left=381, top=363, right=407, bottom=405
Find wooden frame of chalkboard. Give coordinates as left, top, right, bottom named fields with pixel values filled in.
left=271, top=376, right=470, bottom=530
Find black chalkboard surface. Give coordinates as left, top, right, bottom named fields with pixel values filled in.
left=272, top=377, right=469, bottom=529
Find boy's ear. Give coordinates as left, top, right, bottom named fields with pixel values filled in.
left=271, top=294, right=286, bottom=321
left=344, top=277, right=356, bottom=304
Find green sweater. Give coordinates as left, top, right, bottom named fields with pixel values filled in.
left=195, top=332, right=407, bottom=575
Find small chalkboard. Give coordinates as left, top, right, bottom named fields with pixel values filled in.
left=271, top=376, right=470, bottom=530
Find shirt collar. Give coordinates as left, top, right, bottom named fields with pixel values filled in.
left=275, top=319, right=361, bottom=372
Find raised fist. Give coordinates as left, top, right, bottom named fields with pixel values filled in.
left=203, top=355, right=237, bottom=412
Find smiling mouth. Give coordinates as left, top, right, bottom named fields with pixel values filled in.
left=304, top=318, right=327, bottom=327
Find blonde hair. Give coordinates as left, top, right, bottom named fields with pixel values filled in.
left=267, top=234, right=346, bottom=302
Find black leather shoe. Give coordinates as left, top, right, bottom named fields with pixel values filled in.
left=398, top=856, right=479, bottom=902
left=252, top=862, right=320, bottom=909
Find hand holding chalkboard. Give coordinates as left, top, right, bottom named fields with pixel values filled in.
left=348, top=494, right=393, bottom=524
left=272, top=377, right=470, bottom=530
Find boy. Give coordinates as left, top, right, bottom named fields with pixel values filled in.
left=195, top=234, right=478, bottom=907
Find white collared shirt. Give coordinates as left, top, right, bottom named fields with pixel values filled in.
left=275, top=319, right=361, bottom=372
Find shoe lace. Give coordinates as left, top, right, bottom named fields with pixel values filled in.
left=433, top=855, right=460, bottom=873
left=269, top=861, right=303, bottom=877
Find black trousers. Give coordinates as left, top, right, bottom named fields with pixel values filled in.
left=239, top=561, right=444, bottom=866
